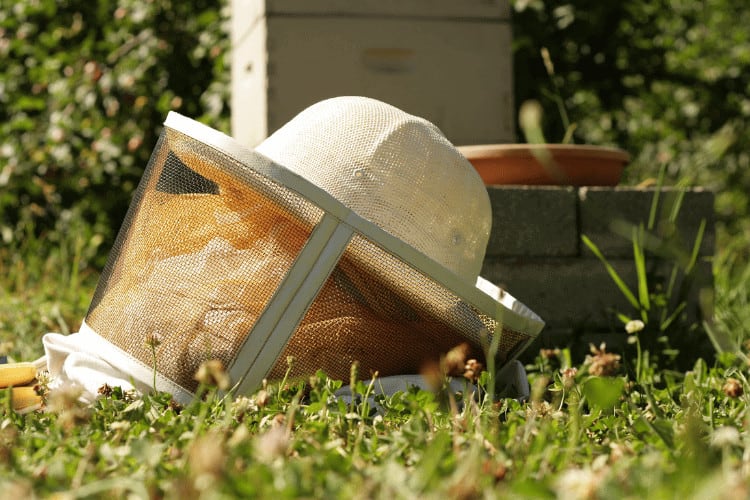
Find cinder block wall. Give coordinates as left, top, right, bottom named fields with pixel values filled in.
left=481, top=186, right=715, bottom=356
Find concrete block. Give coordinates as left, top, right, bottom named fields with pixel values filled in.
left=482, top=257, right=713, bottom=330
left=483, top=258, right=631, bottom=330
left=485, top=186, right=578, bottom=257
left=579, top=187, right=715, bottom=258
left=480, top=186, right=715, bottom=364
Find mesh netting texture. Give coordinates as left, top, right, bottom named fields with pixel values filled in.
left=269, top=232, right=529, bottom=381
left=256, top=96, right=492, bottom=280
left=86, top=114, right=533, bottom=394
left=87, top=128, right=322, bottom=392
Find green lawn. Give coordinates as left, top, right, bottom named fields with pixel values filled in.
left=1, top=229, right=749, bottom=499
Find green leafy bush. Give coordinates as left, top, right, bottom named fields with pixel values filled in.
left=0, top=0, right=229, bottom=266
left=512, top=0, right=750, bottom=243
left=512, top=0, right=750, bottom=359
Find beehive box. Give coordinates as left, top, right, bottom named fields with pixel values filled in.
left=231, top=0, right=515, bottom=147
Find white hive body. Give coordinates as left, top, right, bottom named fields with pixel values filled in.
left=230, top=1, right=515, bottom=147
left=77, top=97, right=543, bottom=404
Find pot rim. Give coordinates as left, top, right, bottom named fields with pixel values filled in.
left=457, top=143, right=631, bottom=163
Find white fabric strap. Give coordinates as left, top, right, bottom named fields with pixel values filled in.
left=43, top=321, right=194, bottom=405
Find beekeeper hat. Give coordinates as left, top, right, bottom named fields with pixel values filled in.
left=78, top=96, right=543, bottom=404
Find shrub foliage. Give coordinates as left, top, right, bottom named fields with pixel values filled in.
left=3, top=0, right=750, bottom=260
left=0, top=0, right=229, bottom=259
left=513, top=0, right=750, bottom=241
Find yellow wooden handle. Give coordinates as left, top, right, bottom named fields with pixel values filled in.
left=0, top=362, right=38, bottom=388
left=11, top=386, right=43, bottom=413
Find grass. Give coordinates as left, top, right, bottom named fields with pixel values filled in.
left=0, top=233, right=94, bottom=362
left=2, top=227, right=750, bottom=498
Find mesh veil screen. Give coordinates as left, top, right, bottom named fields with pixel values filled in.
left=87, top=123, right=532, bottom=394
left=269, top=233, right=530, bottom=381
left=86, top=128, right=322, bottom=392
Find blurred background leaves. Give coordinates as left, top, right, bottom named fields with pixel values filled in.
left=513, top=0, right=750, bottom=251
left=2, top=0, right=749, bottom=270
left=0, top=0, right=229, bottom=269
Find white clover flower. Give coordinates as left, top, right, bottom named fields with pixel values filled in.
left=109, top=420, right=131, bottom=432
left=232, top=395, right=257, bottom=415
left=710, top=425, right=741, bottom=448
left=1, top=143, right=15, bottom=158
left=625, top=319, right=645, bottom=334
left=254, top=425, right=290, bottom=463
left=554, top=467, right=600, bottom=500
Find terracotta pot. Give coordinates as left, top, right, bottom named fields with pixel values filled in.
left=457, top=144, right=630, bottom=186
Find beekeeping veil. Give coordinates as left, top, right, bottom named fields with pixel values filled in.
left=43, top=96, right=544, bottom=404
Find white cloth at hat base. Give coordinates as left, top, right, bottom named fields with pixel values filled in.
left=39, top=277, right=532, bottom=404
left=43, top=331, right=144, bottom=404
left=42, top=327, right=530, bottom=406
